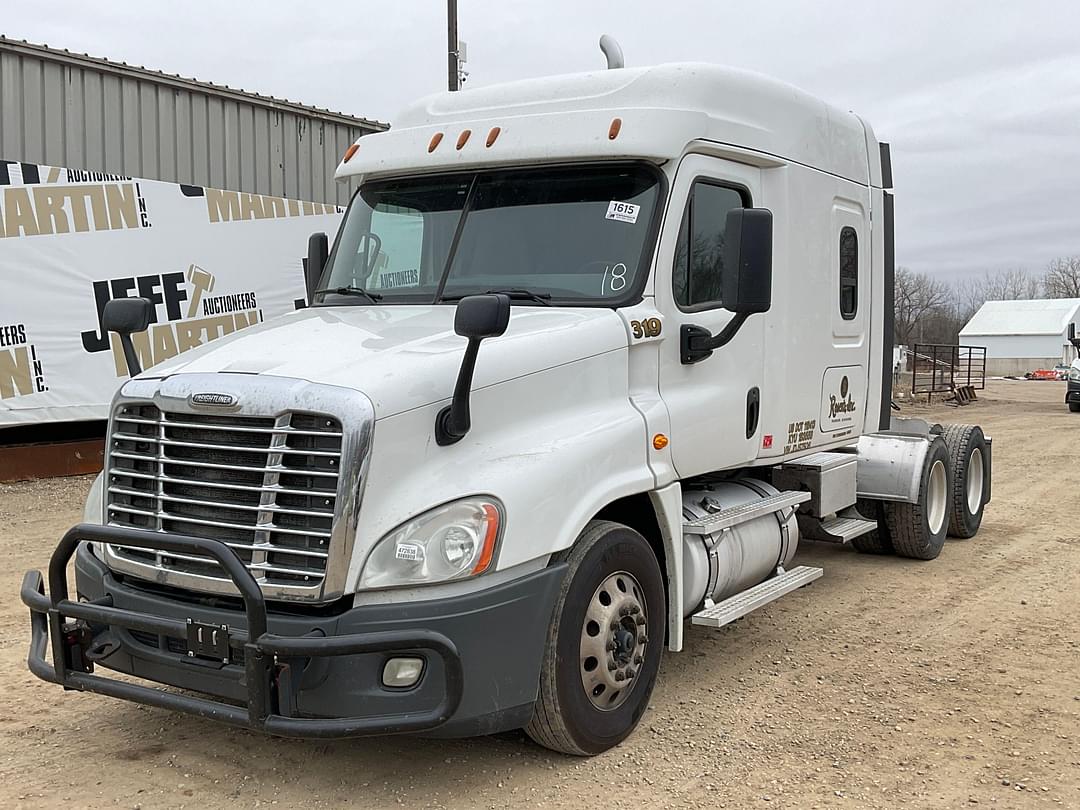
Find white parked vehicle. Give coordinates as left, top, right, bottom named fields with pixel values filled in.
left=23, top=48, right=992, bottom=756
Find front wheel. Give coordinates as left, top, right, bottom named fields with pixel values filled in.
left=526, top=520, right=665, bottom=755
left=1069, top=402, right=1080, bottom=413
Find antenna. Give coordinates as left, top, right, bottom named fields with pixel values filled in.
left=599, top=35, right=624, bottom=70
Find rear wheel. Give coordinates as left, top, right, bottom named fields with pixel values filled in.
left=1069, top=403, right=1080, bottom=413
left=850, top=498, right=894, bottom=555
left=884, top=437, right=951, bottom=560
left=526, top=520, right=665, bottom=756
left=941, top=424, right=989, bottom=538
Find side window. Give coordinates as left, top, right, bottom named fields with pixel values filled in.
left=673, top=182, right=745, bottom=309
left=368, top=204, right=424, bottom=290
left=839, top=226, right=858, bottom=319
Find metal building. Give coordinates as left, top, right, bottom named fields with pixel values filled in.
left=959, top=298, right=1080, bottom=376
left=0, top=37, right=387, bottom=205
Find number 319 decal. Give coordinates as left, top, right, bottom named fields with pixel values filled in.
left=630, top=318, right=663, bottom=339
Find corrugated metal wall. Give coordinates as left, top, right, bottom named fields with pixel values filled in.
left=0, top=38, right=387, bottom=205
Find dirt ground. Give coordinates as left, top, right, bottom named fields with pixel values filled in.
left=1, top=379, right=1077, bottom=809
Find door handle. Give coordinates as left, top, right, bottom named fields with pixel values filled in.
left=746, top=387, right=760, bottom=439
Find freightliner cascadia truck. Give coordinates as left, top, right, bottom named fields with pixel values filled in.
left=23, top=53, right=992, bottom=756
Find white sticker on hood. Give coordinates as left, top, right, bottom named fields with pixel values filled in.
left=606, top=200, right=640, bottom=224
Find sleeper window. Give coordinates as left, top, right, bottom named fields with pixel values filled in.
left=839, top=226, right=858, bottom=319
left=673, top=182, right=745, bottom=309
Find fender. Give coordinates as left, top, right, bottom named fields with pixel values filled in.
left=346, top=349, right=657, bottom=591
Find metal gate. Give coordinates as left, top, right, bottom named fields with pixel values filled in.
left=910, top=344, right=986, bottom=395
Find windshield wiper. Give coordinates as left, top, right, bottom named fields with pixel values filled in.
left=443, top=288, right=552, bottom=306
left=315, top=286, right=383, bottom=303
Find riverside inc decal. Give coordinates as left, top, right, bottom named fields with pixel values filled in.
left=819, top=365, right=864, bottom=434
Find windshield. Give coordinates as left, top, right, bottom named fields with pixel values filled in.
left=316, top=163, right=662, bottom=305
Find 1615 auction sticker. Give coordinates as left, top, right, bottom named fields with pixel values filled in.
left=605, top=200, right=640, bottom=224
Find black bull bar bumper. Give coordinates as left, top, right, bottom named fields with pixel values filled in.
left=21, top=523, right=464, bottom=738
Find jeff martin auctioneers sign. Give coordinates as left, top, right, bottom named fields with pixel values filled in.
left=0, top=160, right=343, bottom=426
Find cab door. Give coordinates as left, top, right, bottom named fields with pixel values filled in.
left=656, top=154, right=766, bottom=478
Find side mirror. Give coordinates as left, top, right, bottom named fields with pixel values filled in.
left=306, top=232, right=328, bottom=305
left=436, top=294, right=512, bottom=446
left=102, top=297, right=154, bottom=376
left=681, top=207, right=773, bottom=364
left=721, top=207, right=773, bottom=314
left=454, top=292, right=512, bottom=339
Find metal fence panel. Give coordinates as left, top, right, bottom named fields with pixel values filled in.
left=0, top=37, right=386, bottom=204
left=911, top=344, right=987, bottom=395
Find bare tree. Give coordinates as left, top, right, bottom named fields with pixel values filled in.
left=894, top=266, right=951, bottom=345
left=1043, top=256, right=1080, bottom=298
left=977, top=268, right=1041, bottom=301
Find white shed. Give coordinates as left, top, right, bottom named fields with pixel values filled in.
left=959, top=298, right=1080, bottom=376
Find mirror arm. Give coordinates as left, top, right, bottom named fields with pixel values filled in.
left=117, top=333, right=143, bottom=376
left=680, top=313, right=749, bottom=365
left=435, top=337, right=483, bottom=446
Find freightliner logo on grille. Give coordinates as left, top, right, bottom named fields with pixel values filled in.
left=189, top=392, right=237, bottom=407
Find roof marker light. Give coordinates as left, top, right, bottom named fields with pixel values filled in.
left=456, top=129, right=472, bottom=150
left=342, top=143, right=359, bottom=162
left=608, top=118, right=622, bottom=140
left=485, top=126, right=501, bottom=147
left=428, top=132, right=444, bottom=153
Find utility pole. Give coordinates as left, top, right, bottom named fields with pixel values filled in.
left=447, top=0, right=459, bottom=91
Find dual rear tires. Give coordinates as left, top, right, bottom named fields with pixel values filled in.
left=853, top=425, right=989, bottom=560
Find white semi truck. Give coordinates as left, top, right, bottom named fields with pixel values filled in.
left=23, top=54, right=992, bottom=756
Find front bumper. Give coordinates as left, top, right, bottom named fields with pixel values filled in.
left=22, top=524, right=565, bottom=738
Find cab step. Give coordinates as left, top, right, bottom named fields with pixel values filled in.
left=691, top=565, right=824, bottom=628
left=798, top=512, right=878, bottom=543
left=683, top=490, right=811, bottom=536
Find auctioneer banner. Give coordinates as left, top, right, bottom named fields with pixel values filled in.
left=0, top=160, right=344, bottom=426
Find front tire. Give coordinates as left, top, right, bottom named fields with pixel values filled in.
left=1069, top=402, right=1080, bottom=413
left=884, top=437, right=951, bottom=560
left=526, top=520, right=665, bottom=756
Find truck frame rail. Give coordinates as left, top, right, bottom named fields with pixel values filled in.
left=21, top=523, right=464, bottom=738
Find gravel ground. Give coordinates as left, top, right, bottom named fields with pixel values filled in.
left=1, top=379, right=1077, bottom=809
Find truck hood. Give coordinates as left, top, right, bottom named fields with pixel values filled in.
left=146, top=305, right=629, bottom=418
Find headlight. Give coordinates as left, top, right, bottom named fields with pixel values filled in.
left=1069, top=367, right=1080, bottom=382
left=359, top=497, right=502, bottom=589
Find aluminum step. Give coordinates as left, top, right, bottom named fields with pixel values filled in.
left=798, top=513, right=878, bottom=543
left=691, top=565, right=824, bottom=628
left=683, top=490, right=811, bottom=536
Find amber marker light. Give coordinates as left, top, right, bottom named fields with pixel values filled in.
left=608, top=117, right=622, bottom=140
left=472, top=503, right=501, bottom=575
left=485, top=126, right=501, bottom=147
left=342, top=143, right=359, bottom=162
left=428, top=132, right=444, bottom=152
left=456, top=129, right=472, bottom=150
left=653, top=433, right=669, bottom=450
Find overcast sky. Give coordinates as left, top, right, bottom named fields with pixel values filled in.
left=5, top=0, right=1078, bottom=282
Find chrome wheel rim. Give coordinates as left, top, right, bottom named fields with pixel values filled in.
left=927, top=458, right=948, bottom=535
left=966, top=447, right=984, bottom=516
left=579, top=571, right=648, bottom=711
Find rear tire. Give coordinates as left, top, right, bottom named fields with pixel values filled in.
left=526, top=521, right=665, bottom=756
left=1069, top=403, right=1080, bottom=413
left=941, top=424, right=988, bottom=538
left=884, top=438, right=951, bottom=560
left=850, top=498, right=894, bottom=555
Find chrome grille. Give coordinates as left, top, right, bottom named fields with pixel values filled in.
left=105, top=403, right=343, bottom=589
